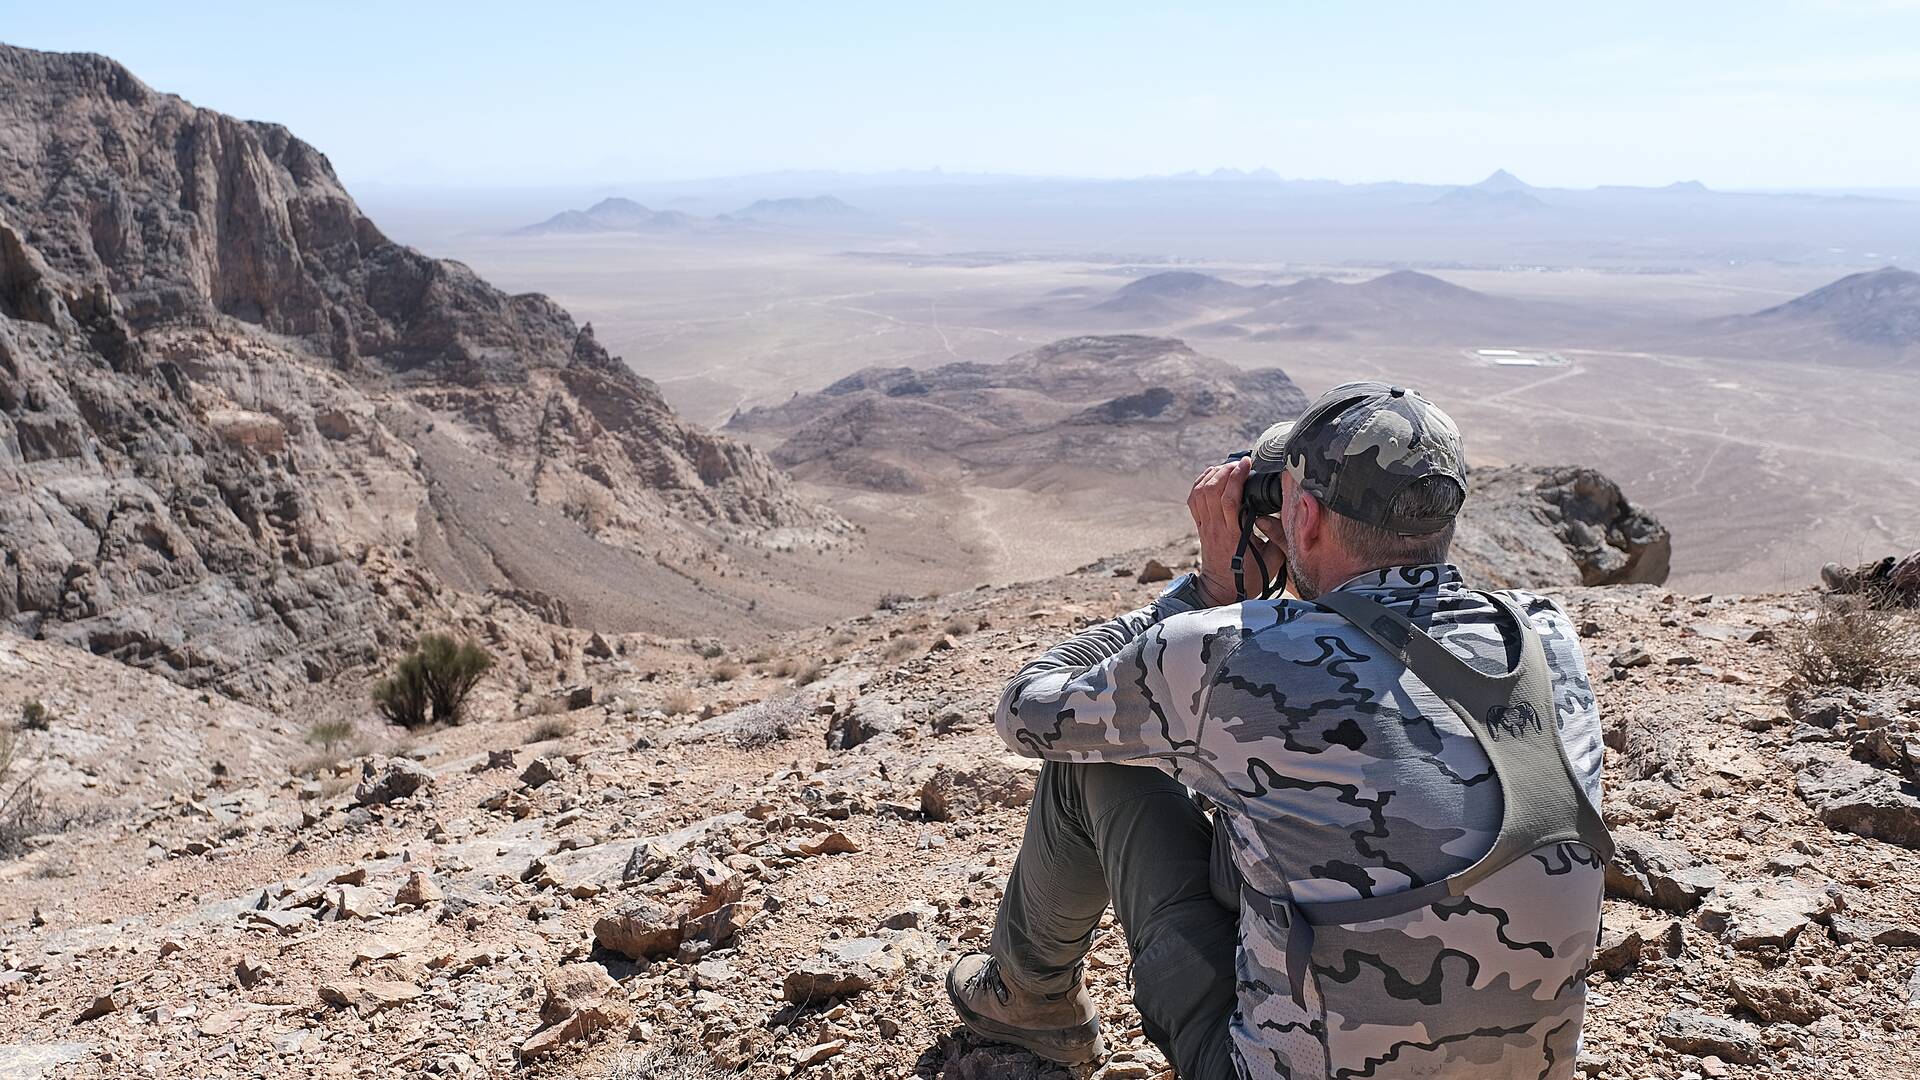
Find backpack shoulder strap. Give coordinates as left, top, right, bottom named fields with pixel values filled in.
left=1292, top=588, right=1613, bottom=926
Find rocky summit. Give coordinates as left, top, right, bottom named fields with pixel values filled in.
left=0, top=39, right=1917, bottom=1080
left=0, top=541, right=1917, bottom=1078
left=0, top=45, right=845, bottom=700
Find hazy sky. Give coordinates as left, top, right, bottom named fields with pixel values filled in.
left=7, top=1, right=1919, bottom=189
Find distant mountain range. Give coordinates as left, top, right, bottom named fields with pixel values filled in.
left=517, top=193, right=866, bottom=235
left=1002, top=265, right=1918, bottom=364
left=1015, top=268, right=1609, bottom=346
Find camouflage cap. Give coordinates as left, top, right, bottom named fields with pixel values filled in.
left=1250, top=381, right=1466, bottom=535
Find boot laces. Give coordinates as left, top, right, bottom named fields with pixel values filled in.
left=965, top=957, right=1011, bottom=1006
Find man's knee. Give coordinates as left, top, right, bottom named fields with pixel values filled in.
left=1130, top=901, right=1239, bottom=1078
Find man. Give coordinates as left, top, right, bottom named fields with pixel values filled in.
left=1822, top=551, right=1920, bottom=608
left=947, top=382, right=1610, bottom=1079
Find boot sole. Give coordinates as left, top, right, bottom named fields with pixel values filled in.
left=945, top=966, right=1106, bottom=1066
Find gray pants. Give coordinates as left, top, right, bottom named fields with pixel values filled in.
left=991, top=760, right=1241, bottom=1080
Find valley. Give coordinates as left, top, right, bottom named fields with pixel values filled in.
left=418, top=231, right=1920, bottom=594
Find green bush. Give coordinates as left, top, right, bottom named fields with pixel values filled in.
left=18, top=701, right=50, bottom=731
left=305, top=720, right=354, bottom=751
left=373, top=634, right=493, bottom=729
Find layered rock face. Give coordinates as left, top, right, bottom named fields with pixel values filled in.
left=0, top=45, right=839, bottom=699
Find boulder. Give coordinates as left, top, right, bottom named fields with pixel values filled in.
left=1450, top=466, right=1671, bottom=588
left=352, top=757, right=432, bottom=806
left=594, top=897, right=685, bottom=960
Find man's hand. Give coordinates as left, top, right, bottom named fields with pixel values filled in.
left=1188, top=457, right=1284, bottom=607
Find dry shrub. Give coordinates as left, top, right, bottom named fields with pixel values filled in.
left=528, top=717, right=574, bottom=744
left=710, top=661, right=741, bottom=683
left=885, top=636, right=922, bottom=661
left=1788, top=596, right=1919, bottom=691
left=830, top=631, right=857, bottom=648
left=605, top=1049, right=728, bottom=1079
left=724, top=694, right=810, bottom=748
left=943, top=616, right=977, bottom=637
left=662, top=687, right=699, bottom=716
left=0, top=729, right=55, bottom=858
left=876, top=592, right=913, bottom=612
left=792, top=660, right=823, bottom=686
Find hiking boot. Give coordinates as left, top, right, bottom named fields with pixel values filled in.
left=1821, top=562, right=1857, bottom=593
left=946, top=953, right=1105, bottom=1065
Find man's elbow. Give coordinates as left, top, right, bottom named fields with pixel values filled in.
left=992, top=678, right=1044, bottom=757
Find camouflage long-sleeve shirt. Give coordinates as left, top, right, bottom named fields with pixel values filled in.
left=995, top=564, right=1605, bottom=1080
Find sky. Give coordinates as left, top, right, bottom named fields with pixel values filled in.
left=6, top=1, right=1920, bottom=190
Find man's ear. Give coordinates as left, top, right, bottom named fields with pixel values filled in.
left=1288, top=487, right=1323, bottom=555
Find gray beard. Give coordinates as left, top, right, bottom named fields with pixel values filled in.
left=1283, top=536, right=1320, bottom=600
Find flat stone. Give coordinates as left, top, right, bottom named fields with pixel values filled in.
left=1605, top=828, right=1723, bottom=912
left=1830, top=915, right=1920, bottom=947
left=1656, top=1011, right=1763, bottom=1065
left=781, top=931, right=930, bottom=1003
left=318, top=979, right=423, bottom=1012
left=792, top=1040, right=847, bottom=1066
left=0, top=1043, right=92, bottom=1080
left=1788, top=746, right=1920, bottom=849
left=919, top=758, right=1039, bottom=822
left=1695, top=879, right=1836, bottom=950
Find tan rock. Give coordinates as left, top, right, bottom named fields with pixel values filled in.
left=594, top=897, right=685, bottom=960
left=394, top=869, right=443, bottom=907
left=318, top=979, right=423, bottom=1012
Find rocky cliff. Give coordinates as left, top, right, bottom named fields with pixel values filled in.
left=0, top=45, right=843, bottom=699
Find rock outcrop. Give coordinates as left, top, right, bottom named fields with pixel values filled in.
left=1452, top=465, right=1672, bottom=588
left=0, top=44, right=842, bottom=698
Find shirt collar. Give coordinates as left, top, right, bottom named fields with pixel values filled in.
left=1327, top=563, right=1465, bottom=598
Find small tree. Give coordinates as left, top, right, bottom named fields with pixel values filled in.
left=373, top=634, right=492, bottom=728
left=306, top=720, right=354, bottom=752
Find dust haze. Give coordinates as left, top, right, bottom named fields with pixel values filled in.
left=361, top=172, right=1920, bottom=595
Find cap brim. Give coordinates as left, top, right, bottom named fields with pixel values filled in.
left=1250, top=420, right=1294, bottom=472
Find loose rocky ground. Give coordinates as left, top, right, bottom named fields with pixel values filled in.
left=1, top=544, right=1917, bottom=1079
